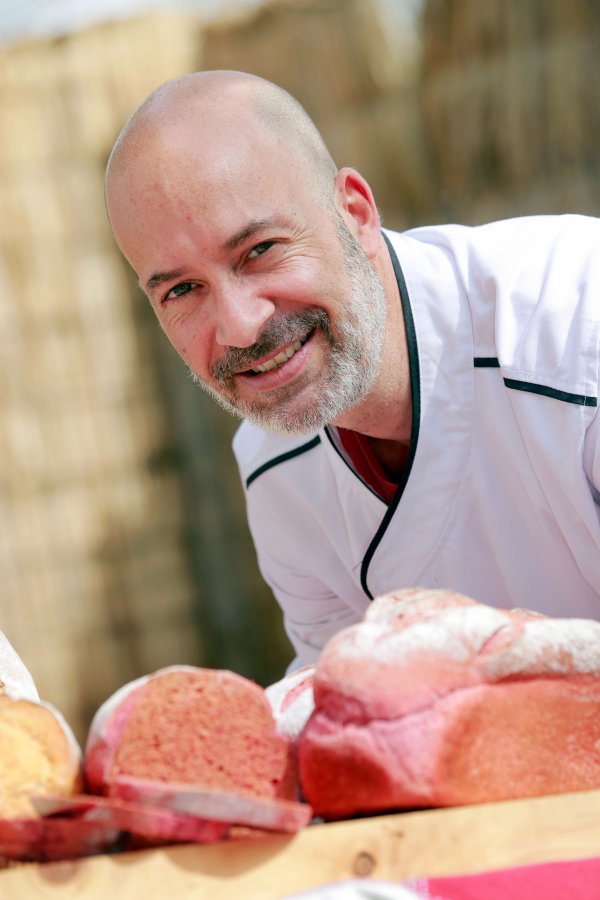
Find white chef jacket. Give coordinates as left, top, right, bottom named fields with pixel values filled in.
left=233, top=215, right=600, bottom=669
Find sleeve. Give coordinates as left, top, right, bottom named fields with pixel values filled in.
left=584, top=403, right=600, bottom=502
left=254, top=547, right=364, bottom=673
left=232, top=423, right=368, bottom=672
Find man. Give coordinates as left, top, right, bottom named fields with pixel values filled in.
left=106, top=70, right=600, bottom=671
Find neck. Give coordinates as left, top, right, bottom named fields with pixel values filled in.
left=333, top=235, right=412, bottom=444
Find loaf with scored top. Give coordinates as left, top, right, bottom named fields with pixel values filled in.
left=298, top=588, right=600, bottom=819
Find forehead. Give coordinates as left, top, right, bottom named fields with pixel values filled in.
left=107, top=117, right=315, bottom=267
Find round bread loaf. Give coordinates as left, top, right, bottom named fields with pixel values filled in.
left=85, top=666, right=297, bottom=802
left=299, top=588, right=600, bottom=819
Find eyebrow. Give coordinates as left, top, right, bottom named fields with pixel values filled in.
left=143, top=218, right=281, bottom=294
left=222, top=217, right=280, bottom=251
left=143, top=268, right=186, bottom=294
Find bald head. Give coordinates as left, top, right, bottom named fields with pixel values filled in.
left=106, top=70, right=338, bottom=211
left=101, top=70, right=396, bottom=437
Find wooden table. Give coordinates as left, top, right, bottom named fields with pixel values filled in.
left=2, top=788, right=600, bottom=899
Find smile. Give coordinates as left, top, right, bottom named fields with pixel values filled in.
left=249, top=335, right=309, bottom=374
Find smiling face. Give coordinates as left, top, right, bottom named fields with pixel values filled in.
left=106, top=73, right=390, bottom=435
left=190, top=212, right=387, bottom=434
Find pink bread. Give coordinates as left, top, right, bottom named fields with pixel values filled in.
left=0, top=815, right=118, bottom=862
left=299, top=588, right=600, bottom=819
left=33, top=793, right=228, bottom=846
left=85, top=666, right=297, bottom=803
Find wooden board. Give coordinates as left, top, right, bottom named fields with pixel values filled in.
left=2, top=788, right=600, bottom=899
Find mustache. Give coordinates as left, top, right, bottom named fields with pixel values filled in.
left=211, top=308, right=331, bottom=384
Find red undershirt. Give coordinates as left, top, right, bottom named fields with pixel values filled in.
left=336, top=428, right=400, bottom=504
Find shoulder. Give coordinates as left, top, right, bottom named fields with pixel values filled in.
left=386, top=216, right=600, bottom=395
left=394, top=213, right=600, bottom=248
left=453, top=217, right=600, bottom=395
left=232, top=421, right=323, bottom=489
left=468, top=215, right=600, bottom=281
left=388, top=214, right=600, bottom=279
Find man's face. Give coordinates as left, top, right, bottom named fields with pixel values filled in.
left=192, top=214, right=387, bottom=434
left=108, top=127, right=387, bottom=434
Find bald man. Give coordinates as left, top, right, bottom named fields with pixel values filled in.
left=106, top=71, right=600, bottom=671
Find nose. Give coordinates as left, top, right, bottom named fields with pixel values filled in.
left=213, top=281, right=275, bottom=348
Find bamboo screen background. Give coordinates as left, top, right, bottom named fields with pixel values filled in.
left=0, top=0, right=598, bottom=740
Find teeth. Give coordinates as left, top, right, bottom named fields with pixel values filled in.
left=252, top=339, right=304, bottom=374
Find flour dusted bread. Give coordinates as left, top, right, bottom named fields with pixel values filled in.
left=0, top=695, right=82, bottom=818
left=299, top=588, right=600, bottom=819
left=86, top=666, right=298, bottom=803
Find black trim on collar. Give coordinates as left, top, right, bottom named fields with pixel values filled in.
left=475, top=358, right=597, bottom=406
left=360, top=232, right=421, bottom=600
left=245, top=436, right=321, bottom=488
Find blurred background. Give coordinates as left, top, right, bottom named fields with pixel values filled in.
left=0, top=0, right=599, bottom=740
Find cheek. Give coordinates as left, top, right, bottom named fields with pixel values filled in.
left=159, top=312, right=213, bottom=375
left=265, top=264, right=340, bottom=312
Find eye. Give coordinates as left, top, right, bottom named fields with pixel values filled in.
left=164, top=282, right=197, bottom=301
left=247, top=241, right=275, bottom=260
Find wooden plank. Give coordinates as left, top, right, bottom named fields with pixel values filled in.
left=2, top=788, right=600, bottom=898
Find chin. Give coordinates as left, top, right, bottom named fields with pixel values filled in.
left=244, top=406, right=327, bottom=436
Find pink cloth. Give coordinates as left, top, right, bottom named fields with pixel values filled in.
left=408, top=856, right=600, bottom=899
left=285, top=857, right=600, bottom=899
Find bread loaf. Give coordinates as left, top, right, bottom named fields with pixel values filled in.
left=86, top=665, right=297, bottom=801
left=299, top=588, right=600, bottom=818
left=0, top=695, right=82, bottom=819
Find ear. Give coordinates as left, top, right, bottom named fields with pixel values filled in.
left=334, top=167, right=381, bottom=259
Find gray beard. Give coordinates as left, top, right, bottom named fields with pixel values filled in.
left=189, top=218, right=387, bottom=435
